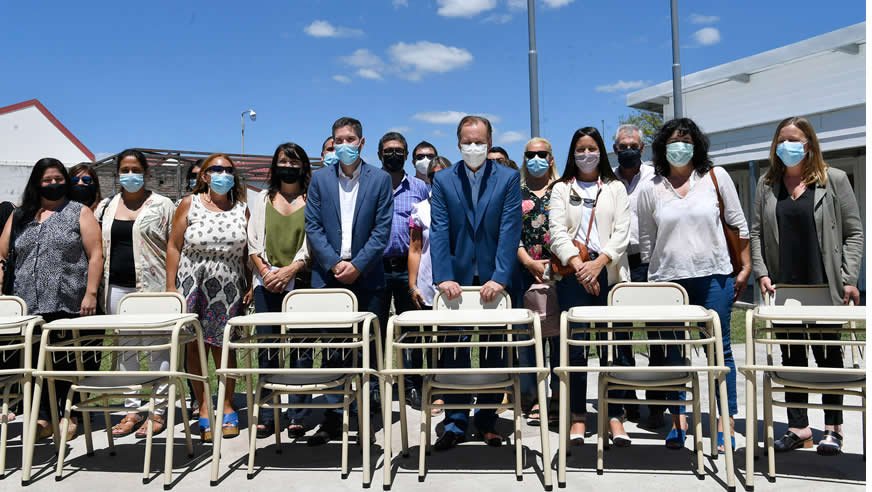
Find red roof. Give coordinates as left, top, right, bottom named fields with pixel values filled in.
left=0, top=99, right=95, bottom=161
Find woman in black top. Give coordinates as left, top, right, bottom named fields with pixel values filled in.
left=750, top=116, right=864, bottom=456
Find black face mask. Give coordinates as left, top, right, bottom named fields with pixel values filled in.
left=382, top=154, right=405, bottom=172
left=70, top=183, right=97, bottom=206
left=39, top=183, right=67, bottom=201
left=616, top=149, right=642, bottom=169
left=276, top=166, right=302, bottom=184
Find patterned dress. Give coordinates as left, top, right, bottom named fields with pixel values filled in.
left=521, top=184, right=552, bottom=260
left=176, top=194, right=247, bottom=346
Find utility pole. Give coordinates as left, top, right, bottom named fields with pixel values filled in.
left=527, top=0, right=540, bottom=137
left=670, top=0, right=683, bottom=119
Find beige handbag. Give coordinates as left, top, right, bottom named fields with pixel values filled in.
left=523, top=282, right=560, bottom=338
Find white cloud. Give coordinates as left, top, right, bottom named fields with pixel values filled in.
left=436, top=0, right=497, bottom=17
left=304, top=20, right=363, bottom=38
left=595, top=79, right=649, bottom=93
left=507, top=0, right=526, bottom=9
left=388, top=41, right=473, bottom=79
left=388, top=126, right=411, bottom=133
left=498, top=130, right=526, bottom=144
left=693, top=27, right=721, bottom=46
left=484, top=13, right=513, bottom=23
left=413, top=111, right=501, bottom=125
left=689, top=13, right=719, bottom=24
left=393, top=0, right=408, bottom=7
left=543, top=0, right=575, bottom=7
left=332, top=74, right=351, bottom=84
left=432, top=129, right=446, bottom=137
left=357, top=68, right=383, bottom=80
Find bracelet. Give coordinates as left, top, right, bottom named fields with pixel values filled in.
left=408, top=287, right=418, bottom=296
left=259, top=267, right=270, bottom=276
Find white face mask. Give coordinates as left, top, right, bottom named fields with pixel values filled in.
left=460, top=143, right=487, bottom=170
left=574, top=152, right=600, bottom=174
left=414, top=157, right=431, bottom=176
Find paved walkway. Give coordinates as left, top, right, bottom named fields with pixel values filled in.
left=3, top=344, right=865, bottom=491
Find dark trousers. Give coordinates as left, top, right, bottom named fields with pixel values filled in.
left=321, top=278, right=385, bottom=417
left=376, top=268, right=419, bottom=392
left=554, top=269, right=625, bottom=418
left=777, top=328, right=844, bottom=427
left=36, top=312, right=102, bottom=421
left=253, top=286, right=313, bottom=423
left=441, top=277, right=507, bottom=436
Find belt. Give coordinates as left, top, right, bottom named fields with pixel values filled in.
left=628, top=253, right=642, bottom=268
left=383, top=256, right=408, bottom=273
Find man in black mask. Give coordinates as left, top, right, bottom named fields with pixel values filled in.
left=613, top=124, right=657, bottom=425
left=377, top=132, right=429, bottom=410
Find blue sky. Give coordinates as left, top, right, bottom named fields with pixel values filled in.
left=0, top=0, right=864, bottom=174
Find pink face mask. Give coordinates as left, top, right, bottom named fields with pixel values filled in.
left=575, top=152, right=600, bottom=173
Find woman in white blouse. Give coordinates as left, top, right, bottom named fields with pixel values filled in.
left=637, top=118, right=751, bottom=452
left=549, top=127, right=631, bottom=447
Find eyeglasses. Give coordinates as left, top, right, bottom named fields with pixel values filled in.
left=494, top=157, right=508, bottom=165
left=71, top=176, right=94, bottom=185
left=381, top=149, right=406, bottom=157
left=206, top=166, right=234, bottom=175
left=524, top=150, right=550, bottom=159
left=414, top=153, right=436, bottom=161
left=615, top=144, right=641, bottom=151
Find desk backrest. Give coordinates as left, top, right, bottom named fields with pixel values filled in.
left=0, top=296, right=26, bottom=316
left=433, top=287, right=510, bottom=311
left=608, top=282, right=688, bottom=306
left=118, top=292, right=185, bottom=314
left=283, top=288, right=357, bottom=313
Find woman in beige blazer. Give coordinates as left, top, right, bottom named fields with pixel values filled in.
left=750, top=116, right=864, bottom=455
left=548, top=126, right=631, bottom=446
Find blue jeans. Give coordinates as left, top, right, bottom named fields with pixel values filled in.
left=376, top=268, right=419, bottom=392
left=659, top=275, right=738, bottom=416
left=253, top=286, right=313, bottom=423
left=554, top=269, right=624, bottom=418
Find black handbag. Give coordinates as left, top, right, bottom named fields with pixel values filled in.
left=1, top=209, right=19, bottom=295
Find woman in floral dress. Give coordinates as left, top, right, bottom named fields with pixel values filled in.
left=167, top=153, right=251, bottom=440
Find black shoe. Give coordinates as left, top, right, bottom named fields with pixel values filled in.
left=307, top=416, right=341, bottom=446
left=481, top=431, right=502, bottom=447
left=624, top=405, right=641, bottom=422
left=287, top=419, right=306, bottom=439
left=433, top=432, right=466, bottom=451
left=405, top=388, right=422, bottom=411
left=256, top=421, right=275, bottom=439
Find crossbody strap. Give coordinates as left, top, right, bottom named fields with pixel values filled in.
left=582, top=186, right=603, bottom=249
left=709, top=169, right=728, bottom=227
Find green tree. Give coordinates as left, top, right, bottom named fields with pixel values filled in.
left=616, top=110, right=663, bottom=144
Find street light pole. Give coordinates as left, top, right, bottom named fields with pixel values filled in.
left=670, top=0, right=683, bottom=119
left=241, top=109, right=256, bottom=155
left=527, top=0, right=540, bottom=138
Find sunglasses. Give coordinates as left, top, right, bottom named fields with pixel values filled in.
left=381, top=148, right=406, bottom=157
left=414, top=153, right=436, bottom=161
left=524, top=150, right=550, bottom=159
left=71, top=176, right=94, bottom=185
left=206, top=166, right=234, bottom=175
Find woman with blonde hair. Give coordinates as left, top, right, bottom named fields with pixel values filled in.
left=167, top=153, right=251, bottom=440
left=750, top=116, right=863, bottom=455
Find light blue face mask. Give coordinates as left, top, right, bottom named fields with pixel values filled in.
left=526, top=156, right=550, bottom=177
left=335, top=144, right=360, bottom=165
left=776, top=141, right=806, bottom=167
left=188, top=178, right=197, bottom=190
left=209, top=174, right=235, bottom=195
left=665, top=142, right=694, bottom=167
left=322, top=151, right=339, bottom=167
left=119, top=172, right=145, bottom=193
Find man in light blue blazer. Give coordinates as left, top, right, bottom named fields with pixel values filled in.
left=304, top=116, right=394, bottom=445
left=429, top=115, right=522, bottom=450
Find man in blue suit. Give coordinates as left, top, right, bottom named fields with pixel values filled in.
left=430, top=115, right=522, bottom=450
left=304, top=116, right=394, bottom=445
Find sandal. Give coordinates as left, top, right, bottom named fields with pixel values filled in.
left=135, top=414, right=166, bottom=439
left=816, top=430, right=842, bottom=456
left=287, top=424, right=305, bottom=439
left=717, top=431, right=736, bottom=454
left=256, top=422, right=275, bottom=439
left=35, top=421, right=53, bottom=441
left=773, top=430, right=812, bottom=452
left=665, top=427, right=686, bottom=449
left=431, top=399, right=444, bottom=417
left=199, top=416, right=212, bottom=441
left=526, top=405, right=541, bottom=426
left=61, top=417, right=78, bottom=442
left=222, top=411, right=240, bottom=437
left=112, top=414, right=144, bottom=438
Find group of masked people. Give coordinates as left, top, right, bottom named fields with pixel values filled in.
left=0, top=113, right=862, bottom=457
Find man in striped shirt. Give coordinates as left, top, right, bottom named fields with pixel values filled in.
left=377, top=131, right=429, bottom=410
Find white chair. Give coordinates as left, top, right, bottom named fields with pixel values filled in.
left=26, top=293, right=206, bottom=488
left=0, top=296, right=40, bottom=479
left=383, top=286, right=552, bottom=489
left=740, top=286, right=865, bottom=488
left=211, top=288, right=381, bottom=488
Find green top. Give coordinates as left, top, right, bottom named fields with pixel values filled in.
left=265, top=201, right=306, bottom=267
